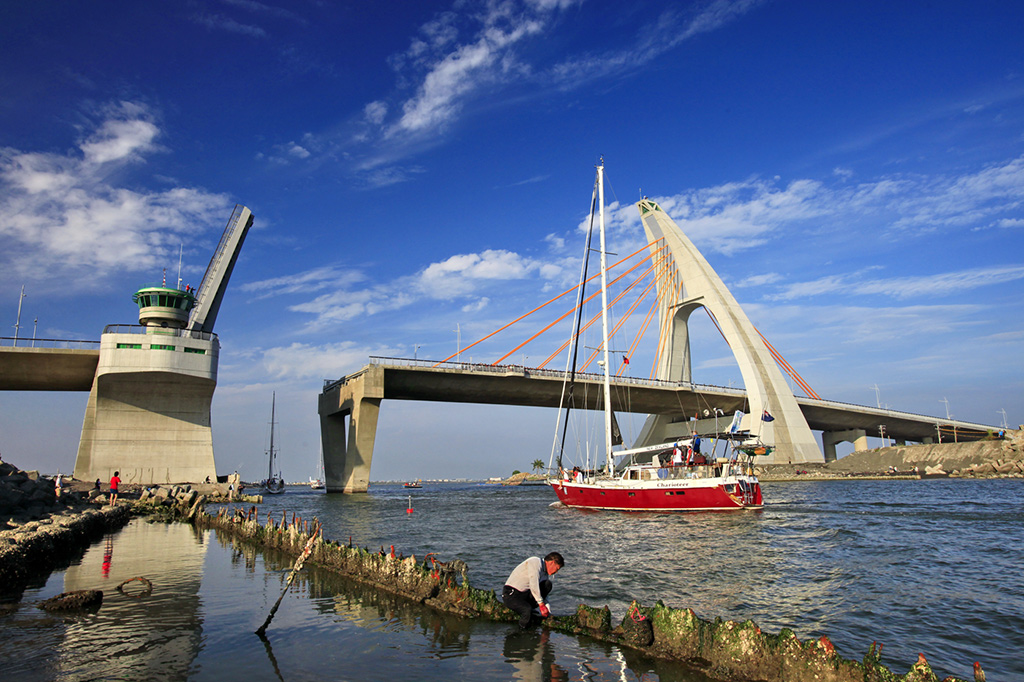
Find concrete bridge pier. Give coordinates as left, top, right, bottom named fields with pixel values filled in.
left=319, top=367, right=382, bottom=493
left=822, top=428, right=868, bottom=463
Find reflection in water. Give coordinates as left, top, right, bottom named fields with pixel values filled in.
left=3, top=516, right=724, bottom=681
left=7, top=480, right=1018, bottom=680
left=256, top=633, right=286, bottom=682
left=1, top=521, right=210, bottom=682
left=503, top=628, right=568, bottom=682
left=101, top=535, right=113, bottom=578
left=58, top=522, right=209, bottom=681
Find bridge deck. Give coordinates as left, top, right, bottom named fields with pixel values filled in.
left=322, top=359, right=996, bottom=443
left=0, top=346, right=99, bottom=391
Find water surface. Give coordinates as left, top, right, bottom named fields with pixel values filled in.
left=2, top=478, right=1020, bottom=681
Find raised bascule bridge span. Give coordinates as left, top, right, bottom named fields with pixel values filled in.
left=2, top=205, right=254, bottom=485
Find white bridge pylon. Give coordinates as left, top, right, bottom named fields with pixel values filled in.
left=634, top=198, right=823, bottom=464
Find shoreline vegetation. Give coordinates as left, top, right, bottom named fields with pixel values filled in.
left=4, top=447, right=1011, bottom=682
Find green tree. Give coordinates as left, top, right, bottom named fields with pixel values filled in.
left=531, top=459, right=545, bottom=474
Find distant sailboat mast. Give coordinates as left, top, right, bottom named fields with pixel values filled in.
left=268, top=392, right=276, bottom=482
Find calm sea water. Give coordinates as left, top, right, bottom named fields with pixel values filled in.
left=2, top=479, right=1021, bottom=681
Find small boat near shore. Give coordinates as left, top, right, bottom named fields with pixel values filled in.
left=403, top=480, right=423, bottom=489
left=309, top=456, right=325, bottom=489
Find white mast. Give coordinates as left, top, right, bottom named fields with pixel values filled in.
left=268, top=392, right=276, bottom=481
left=597, top=159, right=614, bottom=476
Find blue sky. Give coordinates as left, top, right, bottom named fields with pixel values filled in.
left=2, top=0, right=1022, bottom=481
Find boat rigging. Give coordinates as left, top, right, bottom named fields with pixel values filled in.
left=546, top=159, right=767, bottom=511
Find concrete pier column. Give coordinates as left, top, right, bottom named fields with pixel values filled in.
left=319, top=366, right=383, bottom=493
left=821, top=428, right=868, bottom=463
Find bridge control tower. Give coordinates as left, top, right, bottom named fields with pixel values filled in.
left=74, top=205, right=253, bottom=485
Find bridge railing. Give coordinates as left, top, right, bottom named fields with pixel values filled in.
left=0, top=336, right=100, bottom=349
left=799, top=394, right=994, bottom=430
left=102, top=325, right=218, bottom=342
left=323, top=355, right=751, bottom=399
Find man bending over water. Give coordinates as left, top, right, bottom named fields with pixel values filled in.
left=502, top=551, right=564, bottom=629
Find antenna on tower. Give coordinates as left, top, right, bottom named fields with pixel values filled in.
left=177, top=244, right=183, bottom=290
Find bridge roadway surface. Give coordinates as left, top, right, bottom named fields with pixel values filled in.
left=323, top=358, right=995, bottom=443
left=0, top=344, right=99, bottom=391
left=1, top=347, right=994, bottom=443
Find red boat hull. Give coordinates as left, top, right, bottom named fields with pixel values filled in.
left=549, top=479, right=762, bottom=512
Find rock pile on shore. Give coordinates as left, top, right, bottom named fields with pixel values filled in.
left=0, top=503, right=131, bottom=595
left=762, top=429, right=1023, bottom=480
left=0, top=460, right=73, bottom=526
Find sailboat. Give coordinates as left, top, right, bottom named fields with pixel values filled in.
left=309, top=456, right=324, bottom=490
left=261, top=392, right=286, bottom=495
left=546, top=160, right=765, bottom=512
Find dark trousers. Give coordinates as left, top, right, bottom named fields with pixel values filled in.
left=502, top=580, right=551, bottom=628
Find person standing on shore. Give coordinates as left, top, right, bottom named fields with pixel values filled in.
left=109, top=471, right=120, bottom=506
left=502, top=551, right=564, bottom=629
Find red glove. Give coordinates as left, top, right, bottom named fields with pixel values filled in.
left=538, top=603, right=550, bottom=618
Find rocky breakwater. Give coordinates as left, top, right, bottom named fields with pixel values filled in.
left=760, top=429, right=1023, bottom=481
left=824, top=429, right=1023, bottom=479
left=0, top=460, right=132, bottom=597
left=192, top=503, right=977, bottom=682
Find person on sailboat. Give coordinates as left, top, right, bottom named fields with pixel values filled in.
left=502, top=552, right=565, bottom=629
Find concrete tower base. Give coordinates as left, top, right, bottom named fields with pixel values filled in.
left=74, top=331, right=219, bottom=485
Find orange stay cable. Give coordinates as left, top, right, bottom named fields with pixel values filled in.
left=578, top=264, right=658, bottom=371
left=755, top=328, right=821, bottom=400
left=495, top=246, right=665, bottom=367
left=618, top=290, right=659, bottom=376
left=612, top=277, right=660, bottom=376
left=539, top=261, right=659, bottom=369
left=615, top=248, right=675, bottom=374
left=649, top=257, right=682, bottom=380
left=436, top=241, right=662, bottom=366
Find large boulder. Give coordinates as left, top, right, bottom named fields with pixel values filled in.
left=38, top=590, right=103, bottom=611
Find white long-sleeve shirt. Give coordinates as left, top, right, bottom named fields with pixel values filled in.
left=504, top=556, right=549, bottom=605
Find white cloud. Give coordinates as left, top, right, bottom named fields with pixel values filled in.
left=771, top=265, right=1024, bottom=301
left=0, top=102, right=232, bottom=287
left=241, top=266, right=365, bottom=298
left=192, top=12, right=266, bottom=37
left=80, top=117, right=159, bottom=164
left=364, top=101, right=388, bottom=125
left=733, top=272, right=783, bottom=288
left=262, top=341, right=400, bottom=381
left=462, top=297, right=490, bottom=313
left=286, top=142, right=311, bottom=159
left=416, top=249, right=547, bottom=298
